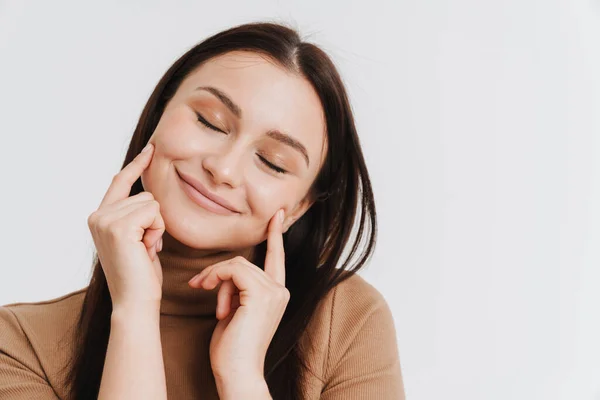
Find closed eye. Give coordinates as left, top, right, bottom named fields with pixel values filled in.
left=197, top=111, right=287, bottom=174
left=257, top=154, right=287, bottom=174
left=196, top=112, right=225, bottom=133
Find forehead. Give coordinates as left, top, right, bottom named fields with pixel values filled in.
left=173, top=51, right=328, bottom=169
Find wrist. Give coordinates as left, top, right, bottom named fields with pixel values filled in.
left=112, top=301, right=161, bottom=320
left=215, top=376, right=271, bottom=400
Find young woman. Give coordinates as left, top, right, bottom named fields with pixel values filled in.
left=0, top=22, right=405, bottom=399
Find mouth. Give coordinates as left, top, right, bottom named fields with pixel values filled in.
left=176, top=169, right=241, bottom=216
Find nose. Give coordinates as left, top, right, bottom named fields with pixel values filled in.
left=202, top=143, right=244, bottom=188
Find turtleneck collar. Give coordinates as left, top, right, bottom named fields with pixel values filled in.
left=157, top=236, right=254, bottom=317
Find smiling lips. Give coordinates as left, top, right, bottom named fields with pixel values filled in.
left=176, top=170, right=240, bottom=215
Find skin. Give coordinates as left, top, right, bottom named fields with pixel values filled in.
left=140, top=50, right=328, bottom=257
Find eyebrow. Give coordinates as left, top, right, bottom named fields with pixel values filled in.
left=194, top=85, right=310, bottom=167
left=195, top=86, right=242, bottom=118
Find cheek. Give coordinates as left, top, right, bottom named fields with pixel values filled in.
left=152, top=109, right=199, bottom=158
left=247, top=181, right=281, bottom=217
left=141, top=113, right=194, bottom=192
left=141, top=168, right=150, bottom=191
left=246, top=179, right=299, bottom=221
left=140, top=150, right=165, bottom=195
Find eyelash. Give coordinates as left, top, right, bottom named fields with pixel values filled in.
left=195, top=112, right=287, bottom=174
left=257, top=155, right=287, bottom=174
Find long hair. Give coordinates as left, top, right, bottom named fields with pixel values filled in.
left=63, top=21, right=377, bottom=400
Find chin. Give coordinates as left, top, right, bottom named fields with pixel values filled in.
left=162, top=213, right=247, bottom=251
left=164, top=216, right=220, bottom=248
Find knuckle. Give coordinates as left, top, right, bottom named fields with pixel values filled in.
left=149, top=200, right=160, bottom=211
left=273, top=287, right=290, bottom=302
left=136, top=191, right=154, bottom=201
left=87, top=212, right=97, bottom=228
left=95, top=217, right=110, bottom=233
left=95, top=216, right=116, bottom=235
left=111, top=173, right=122, bottom=184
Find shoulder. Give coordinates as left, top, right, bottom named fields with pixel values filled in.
left=301, top=271, right=403, bottom=397
left=329, top=270, right=392, bottom=317
left=303, top=269, right=397, bottom=350
left=324, top=271, right=399, bottom=363
left=323, top=272, right=404, bottom=397
left=0, top=287, right=88, bottom=398
left=1, top=286, right=87, bottom=312
left=1, top=287, right=87, bottom=344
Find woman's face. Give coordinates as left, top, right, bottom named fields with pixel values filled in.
left=141, top=50, right=327, bottom=253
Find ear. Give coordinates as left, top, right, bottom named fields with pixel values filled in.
left=282, top=194, right=315, bottom=233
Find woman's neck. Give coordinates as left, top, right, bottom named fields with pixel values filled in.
left=157, top=230, right=255, bottom=316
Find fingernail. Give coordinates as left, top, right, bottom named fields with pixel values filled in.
left=189, top=275, right=202, bottom=286
left=279, top=209, right=285, bottom=223
left=141, top=143, right=153, bottom=153
left=158, top=237, right=163, bottom=252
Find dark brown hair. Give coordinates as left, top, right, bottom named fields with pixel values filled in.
left=63, top=21, right=377, bottom=399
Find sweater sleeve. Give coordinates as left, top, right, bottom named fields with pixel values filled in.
left=0, top=306, right=60, bottom=399
left=320, top=276, right=405, bottom=400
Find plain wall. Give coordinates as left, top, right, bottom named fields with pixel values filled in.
left=1, top=1, right=598, bottom=399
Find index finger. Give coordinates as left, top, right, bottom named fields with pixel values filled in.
left=264, top=209, right=286, bottom=286
left=99, top=143, right=154, bottom=207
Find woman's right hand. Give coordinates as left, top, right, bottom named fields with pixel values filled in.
left=87, top=142, right=166, bottom=309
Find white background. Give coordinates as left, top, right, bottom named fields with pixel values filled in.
left=1, top=1, right=599, bottom=399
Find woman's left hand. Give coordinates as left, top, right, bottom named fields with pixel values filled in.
left=187, top=209, right=289, bottom=391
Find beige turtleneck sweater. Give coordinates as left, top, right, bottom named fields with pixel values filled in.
left=0, top=248, right=405, bottom=399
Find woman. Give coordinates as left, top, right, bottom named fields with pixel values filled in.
left=0, top=22, right=405, bottom=399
